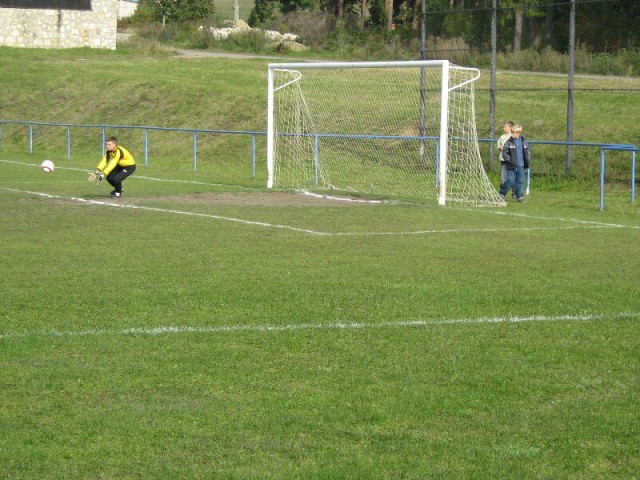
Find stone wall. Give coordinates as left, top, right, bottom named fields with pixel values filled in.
left=0, top=0, right=117, bottom=49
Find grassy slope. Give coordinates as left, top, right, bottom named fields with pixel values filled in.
left=3, top=44, right=639, bottom=141
left=2, top=43, right=640, bottom=182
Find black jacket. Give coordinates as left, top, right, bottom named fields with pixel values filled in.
left=501, top=135, right=531, bottom=169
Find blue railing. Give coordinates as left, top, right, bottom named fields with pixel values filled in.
left=599, top=144, right=638, bottom=211
left=1, top=120, right=637, bottom=210
left=0, top=120, right=265, bottom=178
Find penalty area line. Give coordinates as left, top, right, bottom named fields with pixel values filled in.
left=3, top=188, right=626, bottom=236
left=2, top=188, right=329, bottom=235
left=1, top=312, right=638, bottom=340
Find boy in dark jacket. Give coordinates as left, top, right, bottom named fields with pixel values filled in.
left=499, top=125, right=530, bottom=203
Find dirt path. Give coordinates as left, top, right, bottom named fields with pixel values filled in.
left=117, top=32, right=293, bottom=61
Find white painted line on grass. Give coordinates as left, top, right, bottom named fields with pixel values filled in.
left=3, top=187, right=635, bottom=236
left=1, top=312, right=638, bottom=340
left=331, top=225, right=617, bottom=235
left=3, top=159, right=639, bottom=231
left=465, top=207, right=640, bottom=230
left=2, top=188, right=329, bottom=235
left=301, top=190, right=385, bottom=205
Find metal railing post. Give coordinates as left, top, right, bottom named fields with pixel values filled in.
left=252, top=134, right=257, bottom=178
left=67, top=126, right=71, bottom=159
left=144, top=129, right=149, bottom=167
left=29, top=123, right=33, bottom=154
left=435, top=141, right=440, bottom=187
left=313, top=135, right=319, bottom=185
left=600, top=148, right=606, bottom=211
left=632, top=150, right=636, bottom=203
left=193, top=130, right=197, bottom=172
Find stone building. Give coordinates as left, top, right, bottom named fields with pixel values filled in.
left=0, top=0, right=118, bottom=49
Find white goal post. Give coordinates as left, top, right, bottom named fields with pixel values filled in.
left=267, top=60, right=505, bottom=206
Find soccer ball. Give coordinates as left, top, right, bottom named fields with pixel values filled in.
left=41, top=160, right=55, bottom=173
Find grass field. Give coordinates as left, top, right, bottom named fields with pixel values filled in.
left=1, top=156, right=639, bottom=479
left=1, top=44, right=640, bottom=478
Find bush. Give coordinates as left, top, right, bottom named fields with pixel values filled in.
left=216, top=30, right=274, bottom=53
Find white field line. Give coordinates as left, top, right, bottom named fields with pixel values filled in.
left=1, top=312, right=638, bottom=341
left=465, top=207, right=640, bottom=230
left=301, top=190, right=386, bottom=205
left=2, top=188, right=327, bottom=235
left=2, top=158, right=638, bottom=233
left=2, top=187, right=636, bottom=236
left=0, top=188, right=635, bottom=237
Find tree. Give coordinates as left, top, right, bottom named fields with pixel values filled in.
left=513, top=3, right=523, bottom=51
left=136, top=0, right=214, bottom=25
left=544, top=0, right=554, bottom=47
left=280, top=0, right=316, bottom=14
left=500, top=0, right=540, bottom=52
left=247, top=0, right=276, bottom=26
left=176, top=0, right=214, bottom=22
left=385, top=0, right=393, bottom=30
left=359, top=0, right=369, bottom=31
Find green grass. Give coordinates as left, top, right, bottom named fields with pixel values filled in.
left=1, top=44, right=640, bottom=181
left=1, top=45, right=640, bottom=478
left=1, top=157, right=639, bottom=479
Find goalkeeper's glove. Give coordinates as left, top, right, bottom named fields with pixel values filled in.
left=88, top=170, right=104, bottom=184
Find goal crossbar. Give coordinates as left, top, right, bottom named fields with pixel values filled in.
left=266, top=60, right=504, bottom=206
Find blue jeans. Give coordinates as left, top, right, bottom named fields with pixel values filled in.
left=500, top=166, right=525, bottom=199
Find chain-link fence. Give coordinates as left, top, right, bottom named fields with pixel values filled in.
left=424, top=0, right=639, bottom=58
left=418, top=0, right=640, bottom=180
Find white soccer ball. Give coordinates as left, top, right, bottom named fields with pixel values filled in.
left=41, top=160, right=55, bottom=173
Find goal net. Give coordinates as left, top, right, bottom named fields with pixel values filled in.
left=267, top=60, right=505, bottom=206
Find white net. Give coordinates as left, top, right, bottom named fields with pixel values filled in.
left=268, top=61, right=504, bottom=206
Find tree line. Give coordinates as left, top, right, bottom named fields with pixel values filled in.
left=133, top=0, right=640, bottom=55
left=253, top=0, right=640, bottom=54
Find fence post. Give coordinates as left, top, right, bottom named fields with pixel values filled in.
left=600, top=148, right=606, bottom=211
left=313, top=135, right=319, bottom=185
left=252, top=134, right=257, bottom=178
left=435, top=141, right=440, bottom=187
left=67, top=126, right=71, bottom=159
left=29, top=123, right=33, bottom=154
left=489, top=0, right=497, bottom=169
left=566, top=0, right=576, bottom=173
left=632, top=150, right=636, bottom=203
left=144, top=129, right=149, bottom=167
left=193, top=130, right=197, bottom=172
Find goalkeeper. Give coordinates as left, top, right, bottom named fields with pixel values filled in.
left=89, top=136, right=136, bottom=198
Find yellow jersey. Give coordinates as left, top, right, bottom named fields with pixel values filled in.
left=96, top=146, right=136, bottom=176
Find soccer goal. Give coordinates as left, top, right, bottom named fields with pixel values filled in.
left=267, top=60, right=505, bottom=206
